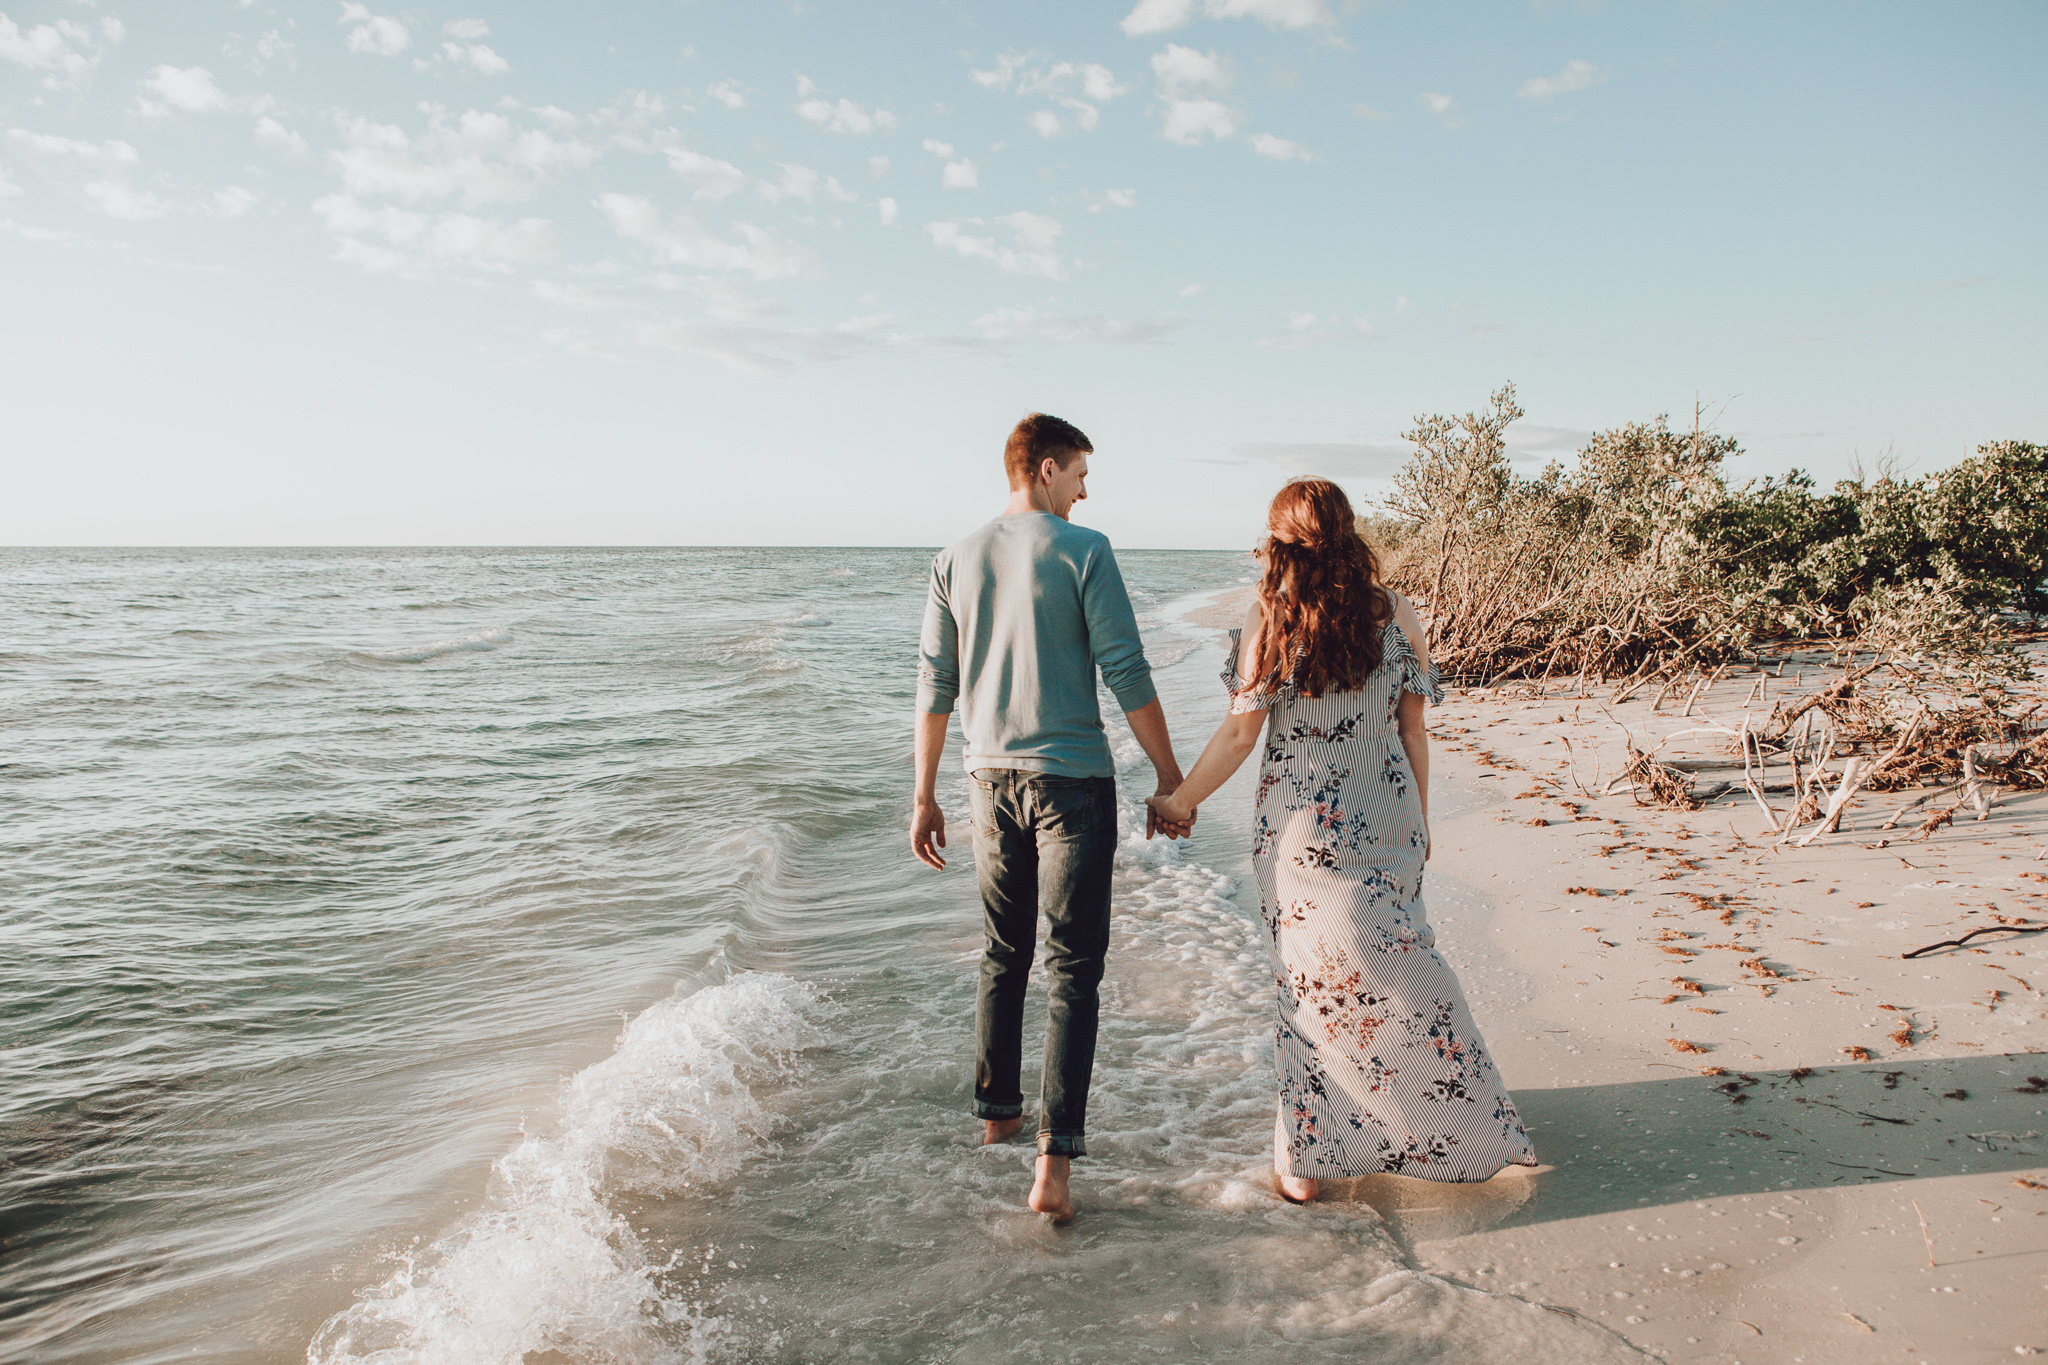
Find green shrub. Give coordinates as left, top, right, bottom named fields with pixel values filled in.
left=1376, top=386, right=2041, bottom=682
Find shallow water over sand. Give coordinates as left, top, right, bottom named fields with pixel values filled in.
left=2, top=546, right=1639, bottom=1364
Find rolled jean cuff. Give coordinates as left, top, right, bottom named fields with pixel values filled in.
left=974, top=1097, right=1023, bottom=1120
left=1038, top=1130, right=1086, bottom=1158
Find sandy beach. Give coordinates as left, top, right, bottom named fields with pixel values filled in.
left=1187, top=589, right=2048, bottom=1361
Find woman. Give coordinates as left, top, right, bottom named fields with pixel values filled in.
left=1148, top=478, right=1537, bottom=1203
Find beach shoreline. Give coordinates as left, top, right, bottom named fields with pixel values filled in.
left=1180, top=583, right=2048, bottom=1360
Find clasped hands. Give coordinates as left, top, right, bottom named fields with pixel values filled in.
left=1144, top=782, right=1196, bottom=841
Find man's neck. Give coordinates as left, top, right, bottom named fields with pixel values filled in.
left=1003, top=486, right=1058, bottom=517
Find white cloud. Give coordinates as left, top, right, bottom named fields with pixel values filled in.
left=254, top=115, right=309, bottom=157
left=542, top=328, right=641, bottom=364
left=1518, top=58, right=1607, bottom=101
left=1238, top=423, right=1580, bottom=479
left=771, top=162, right=819, bottom=201
left=1351, top=102, right=1390, bottom=122
left=85, top=182, right=171, bottom=221
left=577, top=90, right=685, bottom=161
left=1121, top=0, right=1333, bottom=36
left=0, top=12, right=123, bottom=88
left=224, top=28, right=297, bottom=74
left=1247, top=132, right=1313, bottom=161
left=972, top=51, right=1128, bottom=137
left=136, top=65, right=230, bottom=117
left=1418, top=92, right=1463, bottom=127
left=919, top=138, right=977, bottom=189
left=426, top=41, right=509, bottom=75
left=1255, top=311, right=1372, bottom=350
left=532, top=279, right=650, bottom=311
left=877, top=196, right=898, bottom=226
left=1162, top=98, right=1237, bottom=145
left=1077, top=186, right=1137, bottom=212
left=314, top=191, right=561, bottom=273
left=1178, top=282, right=1203, bottom=296
left=1121, top=0, right=1195, bottom=34
left=1233, top=440, right=1411, bottom=479
left=0, top=168, right=19, bottom=197
left=969, top=52, right=1030, bottom=89
left=971, top=305, right=1174, bottom=346
left=633, top=324, right=788, bottom=375
left=1206, top=0, right=1333, bottom=29
left=627, top=317, right=912, bottom=376
left=327, top=107, right=598, bottom=206
left=443, top=18, right=491, bottom=41
left=1152, top=44, right=1229, bottom=97
left=926, top=211, right=1065, bottom=280
left=4, top=128, right=165, bottom=219
left=338, top=3, right=410, bottom=57
left=597, top=192, right=815, bottom=280
left=210, top=185, right=260, bottom=218
left=1504, top=424, right=1587, bottom=460
left=743, top=162, right=855, bottom=205
left=867, top=154, right=890, bottom=177
left=793, top=76, right=897, bottom=135
left=706, top=79, right=745, bottom=109
left=1152, top=45, right=1239, bottom=145
left=665, top=147, right=746, bottom=200
left=664, top=275, right=780, bottom=322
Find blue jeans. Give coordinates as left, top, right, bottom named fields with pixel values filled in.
left=967, top=769, right=1117, bottom=1158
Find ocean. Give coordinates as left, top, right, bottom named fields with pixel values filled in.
left=1, top=546, right=1637, bottom=1364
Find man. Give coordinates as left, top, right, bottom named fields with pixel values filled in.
left=910, top=412, right=1189, bottom=1224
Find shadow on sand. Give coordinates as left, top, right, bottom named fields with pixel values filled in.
left=1321, top=1053, right=2047, bottom=1244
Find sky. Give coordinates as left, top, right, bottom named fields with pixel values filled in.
left=2, top=0, right=2043, bottom=549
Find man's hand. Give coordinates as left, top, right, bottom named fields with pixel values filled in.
left=910, top=799, right=948, bottom=870
left=1146, top=782, right=1195, bottom=840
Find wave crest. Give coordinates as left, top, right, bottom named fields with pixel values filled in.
left=308, top=973, right=831, bottom=1365
left=352, top=628, right=511, bottom=664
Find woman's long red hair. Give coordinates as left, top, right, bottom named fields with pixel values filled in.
left=1248, top=477, right=1392, bottom=698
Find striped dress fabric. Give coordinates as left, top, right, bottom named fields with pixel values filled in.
left=1226, top=612, right=1538, bottom=1181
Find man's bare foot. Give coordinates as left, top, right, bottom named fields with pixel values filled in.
left=1028, top=1154, right=1073, bottom=1224
left=1275, top=1172, right=1319, bottom=1204
left=982, top=1116, right=1024, bottom=1146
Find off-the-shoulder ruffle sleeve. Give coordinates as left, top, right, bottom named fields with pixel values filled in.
left=1387, top=617, right=1444, bottom=705
left=1221, top=626, right=1295, bottom=715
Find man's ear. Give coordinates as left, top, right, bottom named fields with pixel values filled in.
left=1038, top=456, right=1059, bottom=486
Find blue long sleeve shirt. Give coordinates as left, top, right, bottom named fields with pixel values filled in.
left=916, top=511, right=1158, bottom=779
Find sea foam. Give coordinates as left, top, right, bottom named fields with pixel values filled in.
left=352, top=627, right=512, bottom=664
left=307, top=973, right=831, bottom=1365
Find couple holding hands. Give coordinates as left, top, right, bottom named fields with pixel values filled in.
left=910, top=413, right=1536, bottom=1223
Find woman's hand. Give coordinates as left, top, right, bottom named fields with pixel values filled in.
left=1146, top=790, right=1195, bottom=837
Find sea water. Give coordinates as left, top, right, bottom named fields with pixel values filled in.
left=0, top=547, right=1640, bottom=1364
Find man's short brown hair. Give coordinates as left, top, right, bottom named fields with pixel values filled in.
left=1004, top=412, right=1093, bottom=490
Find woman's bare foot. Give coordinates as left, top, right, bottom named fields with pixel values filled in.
left=1028, top=1155, right=1073, bottom=1224
left=982, top=1116, right=1024, bottom=1145
left=1275, top=1171, right=1319, bottom=1204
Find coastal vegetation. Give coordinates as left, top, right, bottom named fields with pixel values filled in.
left=1370, top=382, right=2048, bottom=689
left=1367, top=383, right=2048, bottom=828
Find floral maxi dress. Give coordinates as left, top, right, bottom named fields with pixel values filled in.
left=1227, top=616, right=1538, bottom=1181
